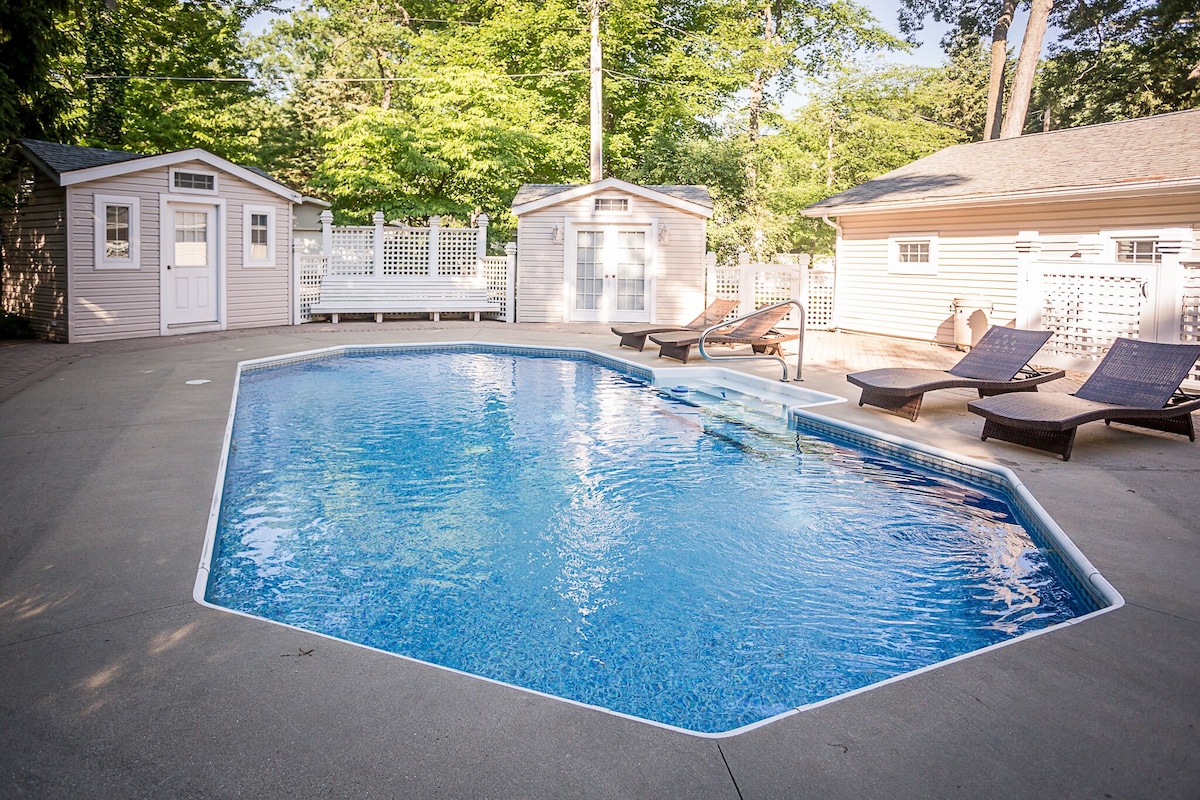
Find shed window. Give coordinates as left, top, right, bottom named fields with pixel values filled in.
left=888, top=233, right=938, bottom=275
left=94, top=195, right=141, bottom=269
left=243, top=206, right=276, bottom=267
left=171, top=169, right=218, bottom=194
left=1115, top=239, right=1162, bottom=264
left=105, top=205, right=131, bottom=259
left=595, top=198, right=628, bottom=212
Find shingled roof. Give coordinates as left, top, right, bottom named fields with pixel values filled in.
left=16, top=138, right=297, bottom=195
left=803, top=108, right=1200, bottom=216
left=19, top=138, right=148, bottom=175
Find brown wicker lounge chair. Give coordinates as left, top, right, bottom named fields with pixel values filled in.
left=846, top=327, right=1065, bottom=421
left=648, top=304, right=795, bottom=364
left=610, top=298, right=739, bottom=351
left=968, top=338, right=1200, bottom=461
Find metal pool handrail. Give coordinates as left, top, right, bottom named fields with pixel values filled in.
left=696, top=299, right=806, bottom=382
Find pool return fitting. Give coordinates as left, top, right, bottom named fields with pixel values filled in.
left=696, top=299, right=807, bottom=382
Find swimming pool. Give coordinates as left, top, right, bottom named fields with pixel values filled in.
left=196, top=343, right=1120, bottom=736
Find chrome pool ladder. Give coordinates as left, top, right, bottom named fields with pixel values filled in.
left=696, top=299, right=806, bottom=382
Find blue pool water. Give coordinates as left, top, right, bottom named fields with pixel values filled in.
left=205, top=349, right=1096, bottom=734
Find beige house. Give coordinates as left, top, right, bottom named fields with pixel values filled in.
left=511, top=178, right=713, bottom=324
left=802, top=109, right=1200, bottom=372
left=2, top=139, right=302, bottom=342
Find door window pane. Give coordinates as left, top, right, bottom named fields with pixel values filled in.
left=576, top=231, right=603, bottom=311
left=175, top=211, right=208, bottom=266
left=616, top=231, right=645, bottom=311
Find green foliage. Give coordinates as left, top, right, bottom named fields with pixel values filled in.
left=1033, top=0, right=1200, bottom=129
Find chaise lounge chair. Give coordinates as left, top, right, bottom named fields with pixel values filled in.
left=846, top=326, right=1065, bottom=421
left=611, top=298, right=739, bottom=351
left=967, top=338, right=1200, bottom=461
left=648, top=304, right=795, bottom=364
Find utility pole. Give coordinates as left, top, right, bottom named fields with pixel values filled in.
left=589, top=0, right=603, bottom=182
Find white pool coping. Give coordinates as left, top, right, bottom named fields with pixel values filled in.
left=193, top=341, right=1123, bottom=740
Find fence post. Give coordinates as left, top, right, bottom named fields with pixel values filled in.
left=1014, top=231, right=1042, bottom=330
left=428, top=215, right=441, bottom=276
left=476, top=214, right=489, bottom=278
left=1154, top=228, right=1192, bottom=343
left=320, top=210, right=333, bottom=268
left=704, top=252, right=717, bottom=306
left=738, top=252, right=755, bottom=312
left=291, top=241, right=301, bottom=325
left=372, top=211, right=385, bottom=277
left=505, top=241, right=517, bottom=323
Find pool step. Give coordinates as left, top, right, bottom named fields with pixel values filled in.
left=663, top=383, right=792, bottom=432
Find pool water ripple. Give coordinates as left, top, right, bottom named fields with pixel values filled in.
left=206, top=351, right=1094, bottom=734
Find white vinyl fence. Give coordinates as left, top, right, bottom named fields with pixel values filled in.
left=1016, top=230, right=1200, bottom=383
left=706, top=254, right=835, bottom=329
left=295, top=211, right=515, bottom=322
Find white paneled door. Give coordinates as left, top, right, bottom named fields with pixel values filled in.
left=569, top=227, right=652, bottom=323
left=164, top=204, right=218, bottom=326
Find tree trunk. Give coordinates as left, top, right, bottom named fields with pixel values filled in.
left=745, top=1, right=775, bottom=195
left=999, top=0, right=1053, bottom=139
left=984, top=0, right=1017, bottom=140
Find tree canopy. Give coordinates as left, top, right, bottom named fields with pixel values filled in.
left=1, top=0, right=1194, bottom=253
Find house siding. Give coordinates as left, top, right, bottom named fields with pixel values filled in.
left=515, top=191, right=707, bottom=323
left=1, top=171, right=68, bottom=340
left=834, top=191, right=1200, bottom=345
left=63, top=159, right=293, bottom=342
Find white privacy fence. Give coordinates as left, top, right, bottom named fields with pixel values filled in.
left=1016, top=231, right=1200, bottom=383
left=296, top=211, right=515, bottom=322
left=706, top=254, right=835, bottom=329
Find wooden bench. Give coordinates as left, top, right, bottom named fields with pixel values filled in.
left=310, top=275, right=499, bottom=323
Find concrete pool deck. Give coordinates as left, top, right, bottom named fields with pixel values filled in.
left=2, top=322, right=1197, bottom=799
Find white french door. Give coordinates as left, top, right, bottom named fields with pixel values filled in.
left=568, top=226, right=652, bottom=323
left=163, top=203, right=219, bottom=327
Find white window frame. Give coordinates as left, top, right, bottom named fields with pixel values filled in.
left=887, top=232, right=938, bottom=275
left=93, top=194, right=141, bottom=270
left=242, top=205, right=276, bottom=267
left=169, top=167, right=219, bottom=196
left=1102, top=228, right=1169, bottom=264
left=594, top=196, right=630, bottom=213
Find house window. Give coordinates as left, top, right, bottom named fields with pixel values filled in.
left=170, top=168, right=218, bottom=194
left=1115, top=239, right=1162, bottom=264
left=94, top=194, right=141, bottom=269
left=105, top=205, right=131, bottom=259
left=595, top=197, right=628, bottom=212
left=888, top=233, right=938, bottom=275
left=243, top=206, right=275, bottom=267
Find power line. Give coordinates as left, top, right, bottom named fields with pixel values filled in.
left=81, top=70, right=588, bottom=83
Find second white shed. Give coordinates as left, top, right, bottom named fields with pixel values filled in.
left=511, top=178, right=713, bottom=324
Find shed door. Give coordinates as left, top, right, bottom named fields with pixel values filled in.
left=164, top=204, right=218, bottom=327
left=568, top=226, right=652, bottom=323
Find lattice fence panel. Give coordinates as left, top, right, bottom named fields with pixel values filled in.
left=437, top=229, right=479, bottom=277
left=1040, top=271, right=1145, bottom=361
left=754, top=269, right=801, bottom=325
left=711, top=267, right=741, bottom=321
left=381, top=228, right=429, bottom=276
left=482, top=256, right=509, bottom=315
left=805, top=271, right=835, bottom=329
left=328, top=228, right=374, bottom=276
left=1181, top=263, right=1200, bottom=382
left=297, top=254, right=326, bottom=322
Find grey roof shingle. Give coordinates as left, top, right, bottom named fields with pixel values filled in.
left=513, top=182, right=713, bottom=209
left=19, top=138, right=148, bottom=175
left=804, top=108, right=1200, bottom=214
left=17, top=138, right=296, bottom=192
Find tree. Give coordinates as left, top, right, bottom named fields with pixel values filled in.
left=897, top=0, right=1054, bottom=139
left=1032, top=0, right=1200, bottom=129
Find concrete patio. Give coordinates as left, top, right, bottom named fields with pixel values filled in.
left=2, top=321, right=1198, bottom=799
